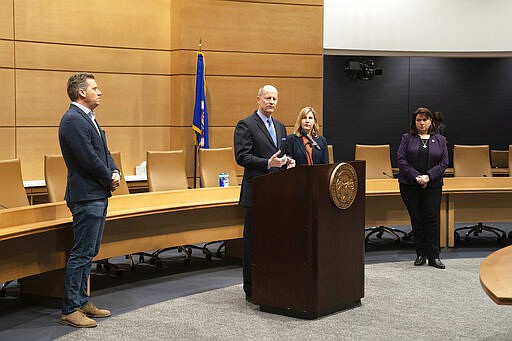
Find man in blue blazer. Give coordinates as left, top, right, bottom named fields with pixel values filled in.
left=234, top=85, right=295, bottom=301
left=59, top=73, right=121, bottom=328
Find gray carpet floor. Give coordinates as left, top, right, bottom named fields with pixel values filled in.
left=55, top=258, right=512, bottom=341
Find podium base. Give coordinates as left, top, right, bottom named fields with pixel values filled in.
left=259, top=299, right=361, bottom=320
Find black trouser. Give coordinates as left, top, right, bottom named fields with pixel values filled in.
left=400, top=184, right=442, bottom=258
left=243, top=207, right=252, bottom=297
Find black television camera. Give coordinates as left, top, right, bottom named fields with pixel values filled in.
left=344, top=60, right=383, bottom=82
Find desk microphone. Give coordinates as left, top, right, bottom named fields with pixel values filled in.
left=301, top=130, right=321, bottom=151
left=0, top=203, right=8, bottom=209
left=483, top=174, right=487, bottom=177
left=382, top=171, right=394, bottom=179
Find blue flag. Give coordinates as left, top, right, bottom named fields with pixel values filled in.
left=192, top=52, right=209, bottom=148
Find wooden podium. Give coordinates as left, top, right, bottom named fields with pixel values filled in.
left=252, top=161, right=365, bottom=319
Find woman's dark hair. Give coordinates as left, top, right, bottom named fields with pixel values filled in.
left=432, top=111, right=444, bottom=123
left=409, top=107, right=434, bottom=134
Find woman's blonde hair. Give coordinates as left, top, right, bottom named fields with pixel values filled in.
left=293, top=106, right=320, bottom=137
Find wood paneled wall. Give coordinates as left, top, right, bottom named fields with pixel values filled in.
left=0, top=0, right=323, bottom=181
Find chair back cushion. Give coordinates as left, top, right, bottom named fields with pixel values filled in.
left=355, top=144, right=393, bottom=179
left=110, top=151, right=130, bottom=195
left=147, top=150, right=188, bottom=191
left=0, top=158, right=30, bottom=208
left=199, top=147, right=239, bottom=187
left=453, top=145, right=492, bottom=177
left=44, top=154, right=67, bottom=202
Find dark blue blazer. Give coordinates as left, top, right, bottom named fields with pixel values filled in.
left=58, top=104, right=118, bottom=203
left=397, top=133, right=448, bottom=187
left=285, top=134, right=329, bottom=166
left=234, top=112, right=287, bottom=207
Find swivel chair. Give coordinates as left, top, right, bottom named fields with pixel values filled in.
left=490, top=149, right=508, bottom=169
left=0, top=159, right=30, bottom=296
left=355, top=144, right=407, bottom=245
left=145, top=150, right=204, bottom=265
left=453, top=145, right=507, bottom=243
left=198, top=147, right=240, bottom=258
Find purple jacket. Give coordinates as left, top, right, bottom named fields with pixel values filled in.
left=397, top=133, right=449, bottom=187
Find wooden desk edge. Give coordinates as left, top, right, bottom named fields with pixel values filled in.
left=479, top=246, right=512, bottom=305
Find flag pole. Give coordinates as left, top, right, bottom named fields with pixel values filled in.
left=192, top=38, right=202, bottom=189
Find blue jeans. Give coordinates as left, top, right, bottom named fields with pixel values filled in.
left=62, top=199, right=108, bottom=314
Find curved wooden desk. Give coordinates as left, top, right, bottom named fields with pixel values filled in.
left=480, top=245, right=512, bottom=305
left=0, top=186, right=243, bottom=293
left=443, top=177, right=512, bottom=247
left=3, top=176, right=510, bottom=296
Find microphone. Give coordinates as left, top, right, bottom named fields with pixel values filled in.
left=301, top=130, right=321, bottom=151
left=382, top=171, right=394, bottom=179
left=0, top=203, right=8, bottom=209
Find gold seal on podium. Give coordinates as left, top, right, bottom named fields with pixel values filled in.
left=329, top=163, right=358, bottom=210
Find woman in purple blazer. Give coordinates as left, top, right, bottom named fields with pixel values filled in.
left=397, top=107, right=449, bottom=269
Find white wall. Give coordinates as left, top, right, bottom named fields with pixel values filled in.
left=324, top=0, right=512, bottom=53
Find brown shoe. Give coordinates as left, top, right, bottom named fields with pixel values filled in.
left=80, top=302, right=111, bottom=318
left=60, top=310, right=97, bottom=328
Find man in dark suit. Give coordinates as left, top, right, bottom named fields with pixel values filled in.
left=59, top=73, right=121, bottom=328
left=234, top=85, right=295, bottom=301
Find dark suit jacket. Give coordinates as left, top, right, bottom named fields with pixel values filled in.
left=397, top=133, right=448, bottom=187
left=234, top=111, right=287, bottom=207
left=285, top=134, right=329, bottom=166
left=58, top=104, right=118, bottom=203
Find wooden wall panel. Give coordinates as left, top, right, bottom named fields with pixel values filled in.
left=232, top=0, right=322, bottom=4
left=0, top=128, right=15, bottom=160
left=171, top=76, right=323, bottom=126
left=171, top=50, right=322, bottom=77
left=15, top=0, right=170, bottom=49
left=0, top=40, right=14, bottom=67
left=17, top=127, right=172, bottom=179
left=7, top=0, right=323, bottom=181
left=0, top=0, right=13, bottom=39
left=171, top=0, right=323, bottom=54
left=15, top=42, right=171, bottom=75
left=16, top=71, right=171, bottom=127
left=0, top=69, right=15, bottom=126
left=16, top=127, right=61, bottom=180
left=16, top=70, right=69, bottom=127
left=106, top=127, right=171, bottom=176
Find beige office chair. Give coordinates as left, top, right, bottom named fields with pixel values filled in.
left=355, top=144, right=407, bottom=244
left=490, top=150, right=508, bottom=169
left=453, top=145, right=506, bottom=243
left=0, top=159, right=30, bottom=209
left=110, top=151, right=130, bottom=196
left=146, top=150, right=200, bottom=265
left=44, top=153, right=128, bottom=275
left=327, top=145, right=334, bottom=164
left=198, top=147, right=239, bottom=187
left=0, top=159, right=30, bottom=296
left=147, top=150, right=189, bottom=192
left=44, top=154, right=67, bottom=203
left=198, top=147, right=240, bottom=258
left=509, top=145, right=512, bottom=171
